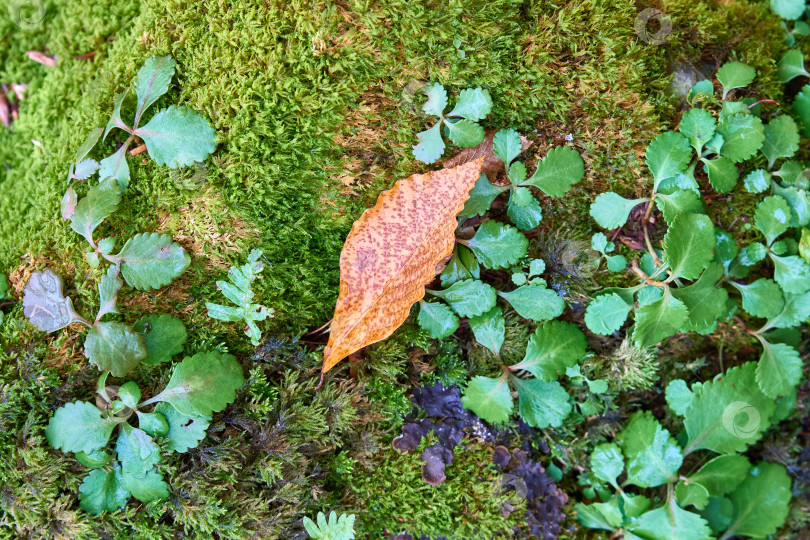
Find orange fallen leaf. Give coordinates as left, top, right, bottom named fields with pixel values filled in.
left=443, top=129, right=531, bottom=183
left=25, top=51, right=56, bottom=67
left=322, top=157, right=485, bottom=375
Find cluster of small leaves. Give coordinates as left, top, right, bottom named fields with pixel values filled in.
left=411, top=128, right=593, bottom=427
left=206, top=249, right=275, bottom=346
left=303, top=511, right=356, bottom=540
left=575, top=363, right=793, bottom=539
left=21, top=55, right=227, bottom=514
left=44, top=351, right=244, bottom=513
left=585, top=60, right=810, bottom=403
left=97, top=55, right=216, bottom=189
left=411, top=83, right=492, bottom=163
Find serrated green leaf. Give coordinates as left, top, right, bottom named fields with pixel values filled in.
left=465, top=221, right=528, bottom=269
left=469, top=306, right=505, bottom=355
left=508, top=162, right=527, bottom=184
left=688, top=454, right=751, bottom=497
left=762, top=115, right=800, bottom=169
left=793, top=84, right=810, bottom=137
left=507, top=190, right=543, bottom=230
left=412, top=122, right=444, bottom=164
left=510, top=320, right=586, bottom=381
left=75, top=449, right=113, bottom=469
left=45, top=401, right=117, bottom=454
left=513, top=377, right=572, bottom=429
left=446, top=87, right=492, bottom=121
left=135, top=411, right=169, bottom=438
left=84, top=322, right=147, bottom=376
left=731, top=278, right=785, bottom=318
left=605, top=254, right=627, bottom=272
left=584, top=293, right=632, bottom=335
left=616, top=411, right=682, bottom=488
left=770, top=253, right=810, bottom=293
left=772, top=0, right=806, bottom=19
left=439, top=245, right=479, bottom=286
left=663, top=213, right=715, bottom=280
left=492, top=128, right=522, bottom=165
left=717, top=113, right=765, bottom=163
left=99, top=144, right=131, bottom=190
left=725, top=462, right=792, bottom=538
left=499, top=285, right=565, bottom=322
left=122, top=469, right=170, bottom=503
left=632, top=288, right=689, bottom=348
left=575, top=501, right=621, bottom=531
left=665, top=379, right=694, bottom=416
left=756, top=339, right=802, bottom=398
left=443, top=118, right=484, bottom=148
left=116, top=424, right=161, bottom=478
left=671, top=263, right=728, bottom=331
left=133, top=55, right=177, bottom=125
left=134, top=106, right=216, bottom=168
left=522, top=146, right=585, bottom=197
left=420, top=82, right=447, bottom=116
left=76, top=127, right=103, bottom=163
left=743, top=168, right=771, bottom=193
left=461, top=375, right=513, bottom=424
left=590, top=192, right=646, bottom=229
left=777, top=48, right=810, bottom=83
left=688, top=79, right=714, bottom=101
left=132, top=314, right=188, bottom=366
left=70, top=177, right=122, bottom=245
left=702, top=156, right=738, bottom=193
left=458, top=174, right=508, bottom=221
left=627, top=500, right=712, bottom=540
left=78, top=466, right=130, bottom=514
left=656, top=187, right=704, bottom=224
left=118, top=382, right=141, bottom=409
left=117, top=232, right=191, bottom=290
left=684, top=362, right=775, bottom=453
left=73, top=158, right=100, bottom=180
left=646, top=131, right=692, bottom=190
left=679, top=108, right=716, bottom=154
left=148, top=351, right=243, bottom=416
left=97, top=265, right=122, bottom=320
left=716, top=62, right=756, bottom=100
left=154, top=402, right=211, bottom=453
left=675, top=481, right=710, bottom=510
left=590, top=443, right=624, bottom=487
left=429, top=279, right=497, bottom=318
left=417, top=301, right=459, bottom=339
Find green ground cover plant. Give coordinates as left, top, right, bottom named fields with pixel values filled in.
left=1, top=0, right=808, bottom=538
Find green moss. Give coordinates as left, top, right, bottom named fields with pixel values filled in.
left=346, top=435, right=523, bottom=538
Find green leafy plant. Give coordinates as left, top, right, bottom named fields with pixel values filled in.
left=411, top=83, right=492, bottom=163
left=575, top=363, right=793, bottom=539
left=44, top=351, right=244, bottom=513
left=584, top=61, right=809, bottom=404
left=411, top=127, right=592, bottom=428
left=303, top=511, right=356, bottom=540
left=206, top=248, right=275, bottom=346
left=97, top=55, right=217, bottom=189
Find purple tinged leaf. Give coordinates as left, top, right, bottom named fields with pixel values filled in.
left=22, top=269, right=87, bottom=332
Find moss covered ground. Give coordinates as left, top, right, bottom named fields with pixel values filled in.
left=0, top=0, right=807, bottom=538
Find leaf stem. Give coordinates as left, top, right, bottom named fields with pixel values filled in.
left=629, top=258, right=667, bottom=287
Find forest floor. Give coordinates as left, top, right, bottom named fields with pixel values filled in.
left=0, top=0, right=807, bottom=538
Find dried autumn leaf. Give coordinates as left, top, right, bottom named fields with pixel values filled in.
left=443, top=129, right=531, bottom=183
left=25, top=50, right=57, bottom=67
left=322, top=158, right=485, bottom=374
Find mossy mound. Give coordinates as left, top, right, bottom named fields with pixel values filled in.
left=0, top=0, right=803, bottom=538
